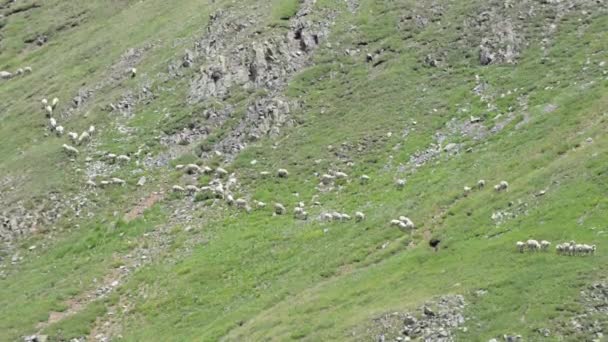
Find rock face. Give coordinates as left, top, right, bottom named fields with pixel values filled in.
left=182, top=0, right=333, bottom=159
left=368, top=295, right=466, bottom=342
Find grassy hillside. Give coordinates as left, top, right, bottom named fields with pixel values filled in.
left=1, top=0, right=607, bottom=341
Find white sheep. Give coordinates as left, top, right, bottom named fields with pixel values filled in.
left=274, top=203, right=286, bottom=215
left=334, top=171, right=348, bottom=179
left=540, top=240, right=551, bottom=251
left=526, top=239, right=540, bottom=252
left=88, top=125, right=96, bottom=134
left=24, top=66, right=32, bottom=73
left=277, top=169, right=289, bottom=178
left=129, top=67, right=137, bottom=78
left=172, top=185, right=185, bottom=193
left=260, top=171, right=271, bottom=177
left=67, top=132, right=78, bottom=143
left=185, top=164, right=201, bottom=174
left=78, top=132, right=90, bottom=145
left=116, top=155, right=130, bottom=163
left=216, top=167, right=228, bottom=177
left=321, top=174, right=335, bottom=185
left=464, top=186, right=472, bottom=194
left=355, top=211, right=365, bottom=222
left=494, top=181, right=509, bottom=192
left=322, top=213, right=334, bottom=221
left=49, top=118, right=57, bottom=130
left=112, top=178, right=126, bottom=186
left=185, top=185, right=200, bottom=195
left=400, top=217, right=415, bottom=229
left=225, top=194, right=235, bottom=205
left=55, top=125, right=64, bottom=136
left=477, top=180, right=486, bottom=189
left=41, top=98, right=48, bottom=108
left=556, top=243, right=565, bottom=255
left=175, top=164, right=185, bottom=170
left=294, top=207, right=307, bottom=220
left=360, top=175, right=370, bottom=184
left=99, top=180, right=111, bottom=188
left=86, top=180, right=97, bottom=188
left=202, top=166, right=213, bottom=174
left=15, top=68, right=24, bottom=75
left=396, top=179, right=406, bottom=189
left=516, top=241, right=525, bottom=253
left=51, top=97, right=59, bottom=109
left=45, top=105, right=53, bottom=117
left=332, top=212, right=343, bottom=221
left=254, top=200, right=266, bottom=209
left=105, top=153, right=117, bottom=162
left=0, top=71, right=12, bottom=79
left=235, top=198, right=248, bottom=209
left=341, top=213, right=352, bottom=221
left=62, top=144, right=79, bottom=156
left=390, top=219, right=401, bottom=226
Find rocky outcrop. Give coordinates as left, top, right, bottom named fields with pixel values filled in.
left=367, top=295, right=466, bottom=342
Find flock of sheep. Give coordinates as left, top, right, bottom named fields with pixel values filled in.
left=0, top=66, right=32, bottom=80
left=516, top=239, right=596, bottom=256
left=33, top=65, right=597, bottom=258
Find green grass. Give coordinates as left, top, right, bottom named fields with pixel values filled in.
left=1, top=0, right=608, bottom=341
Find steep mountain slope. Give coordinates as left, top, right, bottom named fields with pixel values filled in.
left=1, top=0, right=607, bottom=341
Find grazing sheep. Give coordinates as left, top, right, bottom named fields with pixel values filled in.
left=0, top=71, right=13, bottom=79
left=185, top=164, right=201, bottom=174
left=41, top=98, right=48, bottom=108
left=15, top=68, right=23, bottom=76
left=355, top=211, right=365, bottom=222
left=396, top=179, right=406, bottom=189
left=400, top=217, right=415, bottom=229
left=516, top=241, right=525, bottom=253
left=321, top=174, right=335, bottom=185
left=105, top=153, right=117, bottom=162
left=540, top=240, right=551, bottom=251
left=556, top=243, right=565, bottom=255
left=235, top=198, right=247, bottom=209
left=51, top=97, right=59, bottom=109
left=225, top=194, right=235, bottom=205
left=62, top=144, right=79, bottom=156
left=390, top=219, right=402, bottom=226
left=360, top=175, right=370, bottom=184
left=78, top=132, right=90, bottom=145
left=294, top=207, right=307, bottom=220
left=341, top=214, right=352, bottom=221
left=117, top=155, right=131, bottom=163
left=172, top=185, right=185, bottom=193
left=49, top=118, right=57, bottom=130
left=216, top=167, right=228, bottom=177
left=67, top=132, right=78, bottom=143
left=111, top=178, right=126, bottom=186
left=175, top=164, right=185, bottom=170
left=45, top=105, right=53, bottom=117
left=494, top=181, right=509, bottom=192
left=332, top=212, right=343, bottom=221
left=277, top=169, right=289, bottom=178
left=274, top=203, right=286, bottom=215
left=464, top=186, right=472, bottom=194
left=526, top=239, right=540, bottom=252
left=297, top=201, right=305, bottom=208
left=55, top=125, right=64, bottom=136
left=129, top=68, right=137, bottom=78
left=202, top=166, right=213, bottom=174
left=477, top=179, right=486, bottom=189
left=88, top=125, right=95, bottom=134
left=253, top=200, right=266, bottom=209
left=260, top=171, right=271, bottom=177
left=86, top=180, right=97, bottom=188
left=99, top=180, right=111, bottom=188
left=185, top=185, right=200, bottom=195
left=334, top=171, right=348, bottom=179
left=24, top=67, right=32, bottom=73
left=322, top=213, right=333, bottom=221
